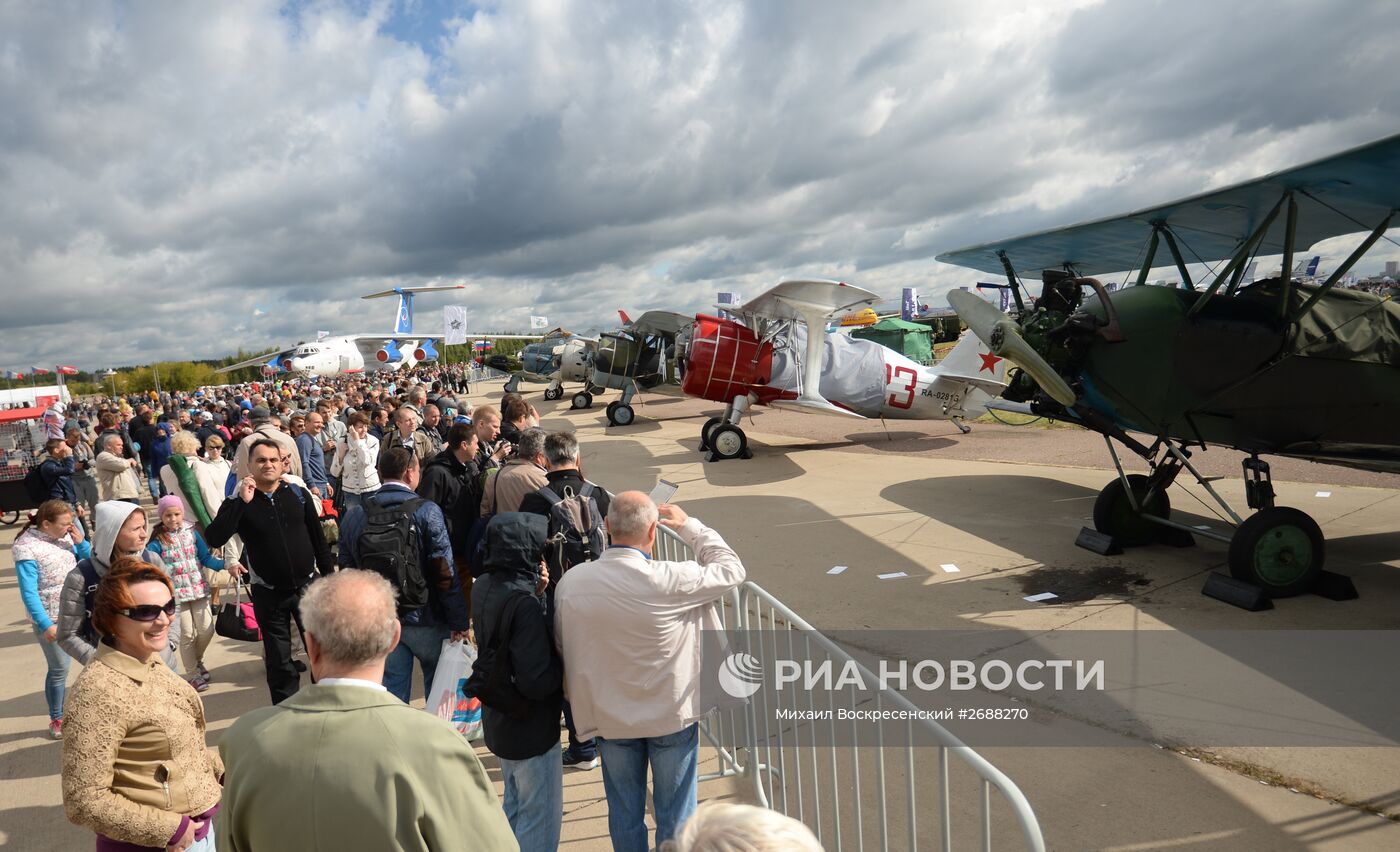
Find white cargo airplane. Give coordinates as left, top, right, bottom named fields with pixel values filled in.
left=217, top=285, right=531, bottom=378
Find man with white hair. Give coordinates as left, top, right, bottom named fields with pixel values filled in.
left=554, top=492, right=746, bottom=852
left=216, top=570, right=516, bottom=851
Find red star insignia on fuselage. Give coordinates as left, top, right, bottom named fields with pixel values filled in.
left=979, top=352, right=1003, bottom=374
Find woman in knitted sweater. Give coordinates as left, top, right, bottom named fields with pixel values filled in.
left=61, top=557, right=223, bottom=851
left=12, top=499, right=92, bottom=738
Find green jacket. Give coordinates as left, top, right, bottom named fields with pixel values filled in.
left=216, top=684, right=517, bottom=852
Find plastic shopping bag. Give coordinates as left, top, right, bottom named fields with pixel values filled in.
left=428, top=639, right=482, bottom=741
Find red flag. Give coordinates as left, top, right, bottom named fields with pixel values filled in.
left=57, top=365, right=79, bottom=375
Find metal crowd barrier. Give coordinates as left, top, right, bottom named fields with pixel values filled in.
left=655, top=526, right=1046, bottom=852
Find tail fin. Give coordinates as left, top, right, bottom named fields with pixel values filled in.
left=938, top=331, right=1008, bottom=385
left=1305, top=256, right=1320, bottom=277
left=395, top=292, right=413, bottom=335
left=619, top=309, right=633, bottom=326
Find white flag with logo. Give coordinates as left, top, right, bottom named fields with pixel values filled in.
left=316, top=330, right=330, bottom=341
left=443, top=306, right=469, bottom=345
left=529, top=315, right=549, bottom=330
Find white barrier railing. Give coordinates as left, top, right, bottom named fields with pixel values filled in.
left=656, top=526, right=1045, bottom=852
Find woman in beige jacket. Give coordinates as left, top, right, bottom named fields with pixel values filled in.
left=61, top=556, right=223, bottom=851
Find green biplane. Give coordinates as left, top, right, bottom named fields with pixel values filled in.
left=940, top=133, right=1400, bottom=599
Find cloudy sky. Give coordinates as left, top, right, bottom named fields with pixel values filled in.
left=3, top=0, right=1399, bottom=370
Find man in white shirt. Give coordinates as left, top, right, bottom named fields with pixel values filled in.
left=554, top=492, right=746, bottom=852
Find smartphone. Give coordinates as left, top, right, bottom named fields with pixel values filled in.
left=649, top=479, right=679, bottom=505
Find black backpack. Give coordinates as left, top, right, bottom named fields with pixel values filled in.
left=464, top=592, right=531, bottom=718
left=23, top=463, right=49, bottom=503
left=356, top=496, right=430, bottom=614
left=538, top=483, right=607, bottom=579
left=77, top=559, right=101, bottom=644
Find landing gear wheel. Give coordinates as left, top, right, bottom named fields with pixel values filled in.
left=1228, top=507, right=1324, bottom=598
left=1093, top=474, right=1171, bottom=547
left=543, top=386, right=563, bottom=401
left=699, top=417, right=724, bottom=451
left=606, top=401, right=620, bottom=419
left=0, top=508, right=18, bottom=526
left=708, top=424, right=748, bottom=460
left=608, top=403, right=635, bottom=426
left=571, top=391, right=593, bottom=410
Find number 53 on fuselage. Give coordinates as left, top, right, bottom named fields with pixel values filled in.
left=680, top=280, right=1009, bottom=461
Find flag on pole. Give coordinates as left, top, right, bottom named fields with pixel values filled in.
left=316, top=330, right=330, bottom=341
left=57, top=365, right=79, bottom=375
left=473, top=339, right=493, bottom=351
left=901, top=288, right=919, bottom=321
left=32, top=367, right=50, bottom=375
left=529, top=315, right=549, bottom=330
left=444, top=306, right=469, bottom=345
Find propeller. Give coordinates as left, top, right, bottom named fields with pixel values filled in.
left=946, top=289, right=1077, bottom=407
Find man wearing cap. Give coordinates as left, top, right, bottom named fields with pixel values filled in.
left=234, top=406, right=303, bottom=481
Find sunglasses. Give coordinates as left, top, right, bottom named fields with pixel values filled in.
left=117, top=600, right=177, bottom=622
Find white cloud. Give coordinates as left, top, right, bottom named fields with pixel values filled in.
left=1, top=0, right=1398, bottom=370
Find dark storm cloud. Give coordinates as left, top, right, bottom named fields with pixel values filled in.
left=1, top=0, right=1396, bottom=371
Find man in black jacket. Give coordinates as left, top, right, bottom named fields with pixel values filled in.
left=206, top=437, right=336, bottom=703
left=417, top=423, right=482, bottom=614
left=471, top=512, right=562, bottom=851
left=518, top=429, right=608, bottom=770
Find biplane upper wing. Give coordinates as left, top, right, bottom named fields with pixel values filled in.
left=937, top=132, right=1400, bottom=276
left=733, top=280, right=882, bottom=321
left=628, top=310, right=692, bottom=338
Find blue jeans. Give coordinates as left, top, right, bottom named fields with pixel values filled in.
left=596, top=723, right=699, bottom=852
left=342, top=490, right=378, bottom=513
left=382, top=622, right=448, bottom=703
left=498, top=750, right=563, bottom=852
left=32, top=625, right=70, bottom=721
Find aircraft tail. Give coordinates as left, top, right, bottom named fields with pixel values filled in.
left=937, top=330, right=1008, bottom=389
left=1292, top=255, right=1320, bottom=277
left=619, top=309, right=633, bottom=326
left=360, top=284, right=466, bottom=336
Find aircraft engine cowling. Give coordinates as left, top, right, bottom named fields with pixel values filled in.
left=376, top=341, right=403, bottom=363
left=681, top=314, right=774, bottom=404
left=560, top=340, right=592, bottom=381
left=413, top=339, right=439, bottom=362
left=264, top=355, right=286, bottom=375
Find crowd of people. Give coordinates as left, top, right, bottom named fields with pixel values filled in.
left=11, top=366, right=826, bottom=851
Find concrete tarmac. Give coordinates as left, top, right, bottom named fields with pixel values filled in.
left=3, top=387, right=1398, bottom=850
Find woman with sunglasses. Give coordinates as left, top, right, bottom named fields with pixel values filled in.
left=61, top=556, right=223, bottom=852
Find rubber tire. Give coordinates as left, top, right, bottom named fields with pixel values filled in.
left=606, top=401, right=620, bottom=419
left=571, top=391, right=593, bottom=410
left=1228, top=507, right=1324, bottom=598
left=0, top=508, right=18, bottom=526
left=1093, top=474, right=1171, bottom=548
left=543, top=386, right=563, bottom=401
left=609, top=403, right=635, bottom=427
left=709, top=424, right=748, bottom=460
left=699, top=417, right=724, bottom=451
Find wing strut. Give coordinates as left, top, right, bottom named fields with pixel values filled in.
left=1158, top=224, right=1195, bottom=291
left=996, top=250, right=1028, bottom=313
left=1290, top=209, right=1395, bottom=322
left=1134, top=229, right=1160, bottom=287
left=1277, top=194, right=1299, bottom=319
left=1188, top=195, right=1286, bottom=318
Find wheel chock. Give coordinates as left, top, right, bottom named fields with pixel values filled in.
left=1202, top=573, right=1273, bottom=612
left=1311, top=570, right=1359, bottom=602
left=1074, top=527, right=1123, bottom=556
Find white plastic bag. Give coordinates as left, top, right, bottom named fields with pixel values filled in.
left=427, top=639, right=482, bottom=741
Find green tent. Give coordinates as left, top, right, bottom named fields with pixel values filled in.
left=852, top=318, right=934, bottom=365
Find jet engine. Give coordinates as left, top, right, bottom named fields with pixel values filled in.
left=376, top=340, right=404, bottom=363
left=412, top=338, right=439, bottom=363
